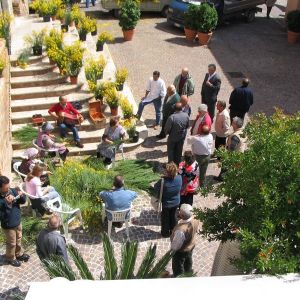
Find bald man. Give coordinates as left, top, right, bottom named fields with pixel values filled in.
left=36, top=215, right=68, bottom=263
left=180, top=95, right=191, bottom=117
left=173, top=68, right=195, bottom=97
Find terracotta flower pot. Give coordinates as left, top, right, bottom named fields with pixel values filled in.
left=198, top=31, right=213, bottom=46
left=51, top=15, right=56, bottom=21
left=49, top=58, right=56, bottom=65
left=110, top=106, right=118, bottom=116
left=122, top=29, right=135, bottom=41
left=287, top=30, right=300, bottom=44
left=184, top=27, right=197, bottom=41
left=70, top=76, right=78, bottom=84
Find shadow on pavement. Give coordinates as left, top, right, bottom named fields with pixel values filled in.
left=131, top=210, right=161, bottom=226
left=112, top=226, right=161, bottom=242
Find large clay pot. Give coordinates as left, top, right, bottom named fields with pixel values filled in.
left=70, top=76, right=78, bottom=84
left=287, top=30, right=300, bottom=44
left=122, top=29, right=134, bottom=41
left=110, top=106, right=118, bottom=116
left=184, top=27, right=197, bottom=41
left=198, top=31, right=213, bottom=46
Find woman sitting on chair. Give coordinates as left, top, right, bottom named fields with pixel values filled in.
left=37, top=122, right=69, bottom=161
left=25, top=164, right=61, bottom=215
left=19, top=148, right=41, bottom=175
left=97, top=116, right=126, bottom=166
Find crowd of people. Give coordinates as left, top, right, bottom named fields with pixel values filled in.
left=0, top=63, right=254, bottom=277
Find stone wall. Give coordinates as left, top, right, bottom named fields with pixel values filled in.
left=0, top=38, right=12, bottom=178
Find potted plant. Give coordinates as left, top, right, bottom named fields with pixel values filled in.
left=39, top=0, right=52, bottom=22
left=91, top=19, right=97, bottom=36
left=50, top=0, right=62, bottom=21
left=77, top=16, right=94, bottom=41
left=195, top=2, right=218, bottom=46
left=65, top=41, right=85, bottom=84
left=0, top=12, right=12, bottom=54
left=119, top=0, right=141, bottom=41
left=96, top=31, right=114, bottom=51
left=119, top=95, right=133, bottom=119
left=115, top=67, right=128, bottom=91
left=85, top=55, right=107, bottom=86
left=70, top=4, right=85, bottom=26
left=286, top=10, right=300, bottom=44
left=56, top=7, right=66, bottom=24
left=0, top=57, right=5, bottom=76
left=16, top=49, right=31, bottom=69
left=45, top=29, right=63, bottom=64
left=24, top=28, right=47, bottom=56
left=105, top=86, right=119, bottom=116
left=127, top=124, right=139, bottom=143
left=184, top=4, right=198, bottom=41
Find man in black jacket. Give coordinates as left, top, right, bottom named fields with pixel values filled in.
left=201, top=64, right=221, bottom=122
left=0, top=176, right=30, bottom=267
left=229, top=78, right=253, bottom=122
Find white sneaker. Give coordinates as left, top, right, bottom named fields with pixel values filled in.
left=106, top=163, right=113, bottom=170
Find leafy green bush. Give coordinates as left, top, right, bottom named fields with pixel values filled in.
left=195, top=110, right=300, bottom=275
left=287, top=10, right=300, bottom=32
left=195, top=3, right=218, bottom=33
left=184, top=4, right=198, bottom=30
left=12, top=124, right=38, bottom=148
left=119, top=0, right=141, bottom=30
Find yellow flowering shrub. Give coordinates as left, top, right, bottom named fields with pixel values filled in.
left=65, top=41, right=85, bottom=76
left=119, top=95, right=133, bottom=119
left=85, top=55, right=106, bottom=87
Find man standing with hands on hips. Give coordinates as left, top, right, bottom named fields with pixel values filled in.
left=201, top=64, right=221, bottom=122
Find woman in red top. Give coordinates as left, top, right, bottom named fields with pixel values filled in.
left=178, top=151, right=199, bottom=206
left=190, top=104, right=212, bottom=136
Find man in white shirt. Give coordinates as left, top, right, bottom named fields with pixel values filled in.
left=189, top=125, right=213, bottom=187
left=170, top=204, right=199, bottom=277
left=136, top=71, right=167, bottom=129
left=215, top=100, right=231, bottom=150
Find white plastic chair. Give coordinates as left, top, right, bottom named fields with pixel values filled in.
left=105, top=206, right=131, bottom=240
left=13, top=161, right=26, bottom=180
left=32, top=139, right=59, bottom=157
left=50, top=203, right=83, bottom=240
left=19, top=182, right=62, bottom=216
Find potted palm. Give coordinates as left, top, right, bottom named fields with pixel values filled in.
left=105, top=86, right=120, bottom=116
left=195, top=2, right=218, bottom=46
left=119, top=0, right=141, bottom=41
left=286, top=10, right=300, bottom=44
left=96, top=31, right=114, bottom=51
left=184, top=4, right=198, bottom=41
left=65, top=41, right=85, bottom=84
left=24, top=28, right=47, bottom=56
left=115, top=68, right=128, bottom=91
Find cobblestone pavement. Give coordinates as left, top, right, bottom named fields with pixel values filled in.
left=1, top=1, right=300, bottom=297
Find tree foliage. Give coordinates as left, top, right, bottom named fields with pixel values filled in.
left=195, top=110, right=300, bottom=274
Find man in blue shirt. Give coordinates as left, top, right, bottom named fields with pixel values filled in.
left=100, top=176, right=137, bottom=227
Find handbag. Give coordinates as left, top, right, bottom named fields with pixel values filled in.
left=151, top=178, right=164, bottom=212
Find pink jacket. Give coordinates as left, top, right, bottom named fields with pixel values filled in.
left=191, top=112, right=212, bottom=135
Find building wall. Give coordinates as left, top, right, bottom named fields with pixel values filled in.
left=0, top=38, right=12, bottom=178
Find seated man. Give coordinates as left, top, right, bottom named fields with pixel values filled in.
left=99, top=175, right=137, bottom=227
left=48, top=96, right=84, bottom=148
left=36, top=214, right=68, bottom=263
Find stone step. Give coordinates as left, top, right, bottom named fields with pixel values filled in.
left=11, top=72, right=68, bottom=89
left=11, top=83, right=83, bottom=100
left=11, top=105, right=90, bottom=125
left=10, top=61, right=56, bottom=77
left=10, top=54, right=47, bottom=67
left=11, top=92, right=94, bottom=112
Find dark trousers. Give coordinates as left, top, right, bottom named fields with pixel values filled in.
left=230, top=109, right=246, bottom=123
left=195, top=154, right=210, bottom=187
left=180, top=193, right=194, bottom=207
left=158, top=115, right=168, bottom=138
left=202, top=99, right=216, bottom=122
left=215, top=136, right=226, bottom=150
left=161, top=206, right=178, bottom=237
left=172, top=250, right=193, bottom=277
left=167, top=139, right=185, bottom=166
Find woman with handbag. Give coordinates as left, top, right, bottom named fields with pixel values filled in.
left=178, top=151, right=199, bottom=207
left=154, top=162, right=182, bottom=238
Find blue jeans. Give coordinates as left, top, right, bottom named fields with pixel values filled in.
left=86, top=0, right=95, bottom=7
left=59, top=123, right=80, bottom=142
left=137, top=97, right=162, bottom=126
left=43, top=187, right=60, bottom=200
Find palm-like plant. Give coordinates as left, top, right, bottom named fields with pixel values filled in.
left=41, top=232, right=174, bottom=280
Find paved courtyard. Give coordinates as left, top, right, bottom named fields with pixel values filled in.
left=1, top=1, right=300, bottom=298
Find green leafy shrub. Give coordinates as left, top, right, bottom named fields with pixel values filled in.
left=195, top=3, right=218, bottom=33
left=115, top=68, right=128, bottom=90
left=195, top=110, right=300, bottom=275
left=97, top=31, right=114, bottom=46
left=12, top=124, right=38, bottom=147
left=24, top=28, right=47, bottom=48
left=0, top=12, right=12, bottom=49
left=287, top=10, right=300, bottom=32
left=65, top=41, right=85, bottom=76
left=119, top=95, right=133, bottom=119
left=184, top=4, right=198, bottom=30
left=85, top=55, right=106, bottom=86
left=119, top=0, right=141, bottom=30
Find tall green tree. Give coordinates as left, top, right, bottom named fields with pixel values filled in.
left=42, top=233, right=174, bottom=280
left=195, top=110, right=300, bottom=274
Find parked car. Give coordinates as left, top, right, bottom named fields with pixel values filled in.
left=101, top=0, right=172, bottom=17
left=167, top=0, right=264, bottom=28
